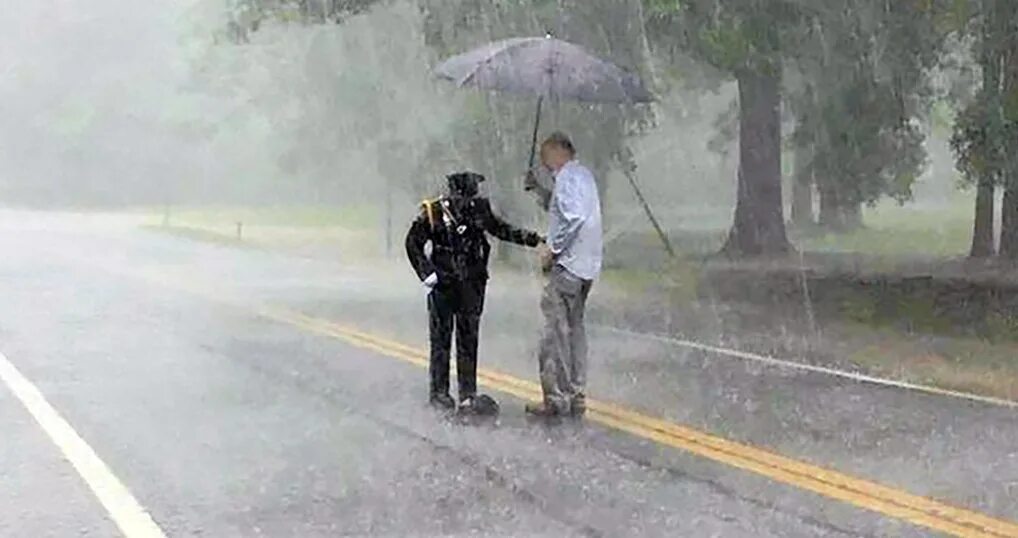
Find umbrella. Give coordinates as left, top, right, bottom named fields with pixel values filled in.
left=435, top=35, right=653, bottom=173
left=435, top=35, right=674, bottom=258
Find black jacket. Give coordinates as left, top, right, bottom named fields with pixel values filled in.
left=405, top=195, right=543, bottom=283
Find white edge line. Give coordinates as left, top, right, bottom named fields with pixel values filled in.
left=0, top=351, right=167, bottom=538
left=594, top=325, right=1018, bottom=410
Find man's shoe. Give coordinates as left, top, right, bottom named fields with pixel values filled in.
left=525, top=401, right=562, bottom=417
left=570, top=395, right=586, bottom=417
left=429, top=392, right=456, bottom=410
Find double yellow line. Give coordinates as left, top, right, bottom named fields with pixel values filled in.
left=258, top=306, right=1018, bottom=538
left=66, top=256, right=1018, bottom=538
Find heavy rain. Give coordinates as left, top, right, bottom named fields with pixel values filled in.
left=1, top=1, right=1017, bottom=537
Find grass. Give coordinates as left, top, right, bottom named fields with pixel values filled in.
left=143, top=205, right=386, bottom=259
left=140, top=224, right=252, bottom=248
left=610, top=198, right=973, bottom=269
left=841, top=323, right=1018, bottom=400
left=604, top=195, right=1018, bottom=401
left=599, top=262, right=701, bottom=304
left=797, top=199, right=972, bottom=259
left=151, top=204, right=382, bottom=230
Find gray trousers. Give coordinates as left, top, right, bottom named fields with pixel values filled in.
left=538, top=265, right=593, bottom=411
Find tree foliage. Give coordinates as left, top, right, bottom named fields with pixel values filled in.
left=786, top=1, right=949, bottom=231
left=949, top=0, right=1018, bottom=190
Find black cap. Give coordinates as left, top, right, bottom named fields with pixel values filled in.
left=446, top=171, right=485, bottom=197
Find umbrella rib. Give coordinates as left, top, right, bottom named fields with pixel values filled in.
left=456, top=37, right=547, bottom=88
left=439, top=36, right=654, bottom=103
left=455, top=38, right=527, bottom=86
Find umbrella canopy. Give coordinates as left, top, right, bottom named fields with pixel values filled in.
left=434, top=36, right=653, bottom=104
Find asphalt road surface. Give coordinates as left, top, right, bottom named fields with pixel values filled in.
left=1, top=212, right=1016, bottom=538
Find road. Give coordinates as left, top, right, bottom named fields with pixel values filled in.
left=0, top=211, right=1016, bottom=537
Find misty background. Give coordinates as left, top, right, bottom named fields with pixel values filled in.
left=0, top=1, right=967, bottom=242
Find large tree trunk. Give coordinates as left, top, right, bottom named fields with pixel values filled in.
left=791, top=142, right=815, bottom=228
left=1001, top=185, right=1018, bottom=258
left=722, top=68, right=790, bottom=257
left=999, top=12, right=1018, bottom=259
left=972, top=0, right=1003, bottom=258
left=971, top=182, right=996, bottom=257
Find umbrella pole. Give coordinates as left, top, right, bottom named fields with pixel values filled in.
left=526, top=96, right=544, bottom=175
left=623, top=167, right=676, bottom=259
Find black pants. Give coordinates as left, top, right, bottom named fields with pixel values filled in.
left=428, top=278, right=486, bottom=399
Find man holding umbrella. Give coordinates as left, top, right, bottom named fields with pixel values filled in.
left=526, top=132, right=602, bottom=418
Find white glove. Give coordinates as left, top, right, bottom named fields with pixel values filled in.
left=423, top=273, right=438, bottom=295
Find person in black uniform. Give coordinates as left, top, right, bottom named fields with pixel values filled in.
left=405, top=171, right=544, bottom=412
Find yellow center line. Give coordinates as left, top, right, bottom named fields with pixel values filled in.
left=62, top=259, right=1018, bottom=538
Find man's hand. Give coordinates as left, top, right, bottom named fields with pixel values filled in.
left=523, top=170, right=539, bottom=192
left=537, top=243, right=555, bottom=272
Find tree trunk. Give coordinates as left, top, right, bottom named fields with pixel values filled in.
left=1001, top=185, right=1018, bottom=258
left=841, top=202, right=863, bottom=231
left=971, top=182, right=996, bottom=257
left=972, top=0, right=1003, bottom=258
left=817, top=182, right=843, bottom=231
left=722, top=68, right=790, bottom=257
left=791, top=143, right=815, bottom=228
left=999, top=11, right=1018, bottom=259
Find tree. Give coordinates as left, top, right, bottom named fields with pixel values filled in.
left=950, top=0, right=1007, bottom=258
left=997, top=9, right=1018, bottom=259
left=228, top=0, right=659, bottom=238
left=645, top=0, right=800, bottom=256
left=787, top=0, right=946, bottom=233
left=225, top=0, right=384, bottom=32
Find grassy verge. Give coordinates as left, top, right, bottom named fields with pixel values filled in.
left=143, top=205, right=385, bottom=258
left=838, top=323, right=1018, bottom=400
left=154, top=205, right=381, bottom=229
left=602, top=275, right=1018, bottom=401
left=614, top=198, right=973, bottom=263
left=140, top=224, right=251, bottom=248
left=599, top=263, right=701, bottom=304
left=797, top=199, right=972, bottom=258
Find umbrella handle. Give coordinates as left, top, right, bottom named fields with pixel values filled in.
left=524, top=96, right=544, bottom=191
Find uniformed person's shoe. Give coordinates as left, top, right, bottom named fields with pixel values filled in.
left=457, top=394, right=498, bottom=417
left=429, top=392, right=456, bottom=411
left=457, top=395, right=476, bottom=413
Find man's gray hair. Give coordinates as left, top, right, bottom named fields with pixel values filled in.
left=542, top=131, right=576, bottom=156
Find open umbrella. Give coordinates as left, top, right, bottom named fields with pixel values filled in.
left=434, top=35, right=674, bottom=257
left=435, top=35, right=652, bottom=172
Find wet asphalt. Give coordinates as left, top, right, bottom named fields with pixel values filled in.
left=0, top=212, right=1015, bottom=537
